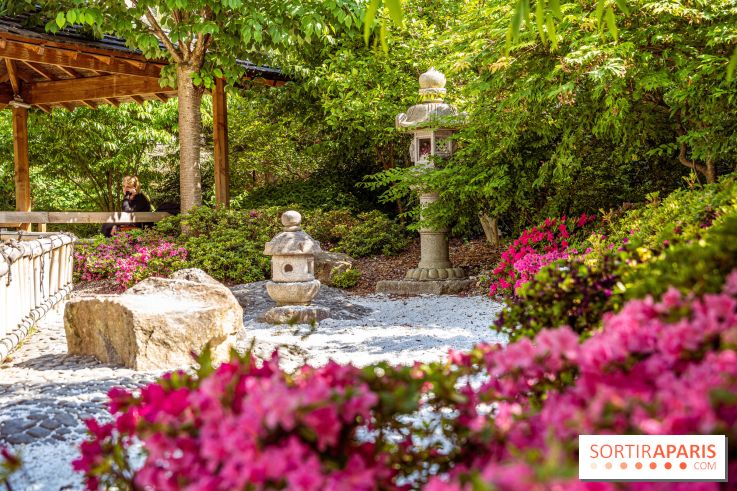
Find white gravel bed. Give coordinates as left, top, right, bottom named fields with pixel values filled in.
left=240, top=294, right=505, bottom=372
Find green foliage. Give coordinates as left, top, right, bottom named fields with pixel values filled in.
left=0, top=103, right=177, bottom=213
left=25, top=0, right=365, bottom=89
left=371, top=0, right=737, bottom=237
left=331, top=267, right=362, bottom=288
left=333, top=210, right=409, bottom=257
left=301, top=208, right=358, bottom=246
left=495, top=255, right=621, bottom=341
left=154, top=206, right=280, bottom=284
left=495, top=174, right=737, bottom=341
left=231, top=175, right=363, bottom=212
left=623, top=213, right=737, bottom=302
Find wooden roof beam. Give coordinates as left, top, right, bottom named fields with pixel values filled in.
left=80, top=100, right=98, bottom=109
left=130, top=95, right=145, bottom=105
left=4, top=58, right=19, bottom=94
left=153, top=92, right=168, bottom=102
left=104, top=98, right=120, bottom=107
left=37, top=104, right=51, bottom=113
left=21, top=74, right=175, bottom=105
left=0, top=37, right=163, bottom=78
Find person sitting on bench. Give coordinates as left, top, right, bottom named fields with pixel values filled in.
left=101, top=175, right=152, bottom=237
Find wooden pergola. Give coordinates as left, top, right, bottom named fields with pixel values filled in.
left=0, top=14, right=286, bottom=230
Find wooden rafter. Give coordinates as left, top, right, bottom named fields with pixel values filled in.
left=37, top=104, right=51, bottom=113
left=153, top=92, right=168, bottom=102
left=56, top=65, right=80, bottom=78
left=5, top=58, right=19, bottom=94
left=0, top=75, right=176, bottom=105
left=80, top=100, right=98, bottom=109
left=130, top=95, right=145, bottom=105
left=104, top=98, right=120, bottom=107
left=21, top=61, right=55, bottom=80
left=0, top=37, right=163, bottom=78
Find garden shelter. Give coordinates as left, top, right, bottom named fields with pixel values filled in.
left=0, top=13, right=286, bottom=230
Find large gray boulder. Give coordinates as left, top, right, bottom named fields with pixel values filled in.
left=314, top=251, right=354, bottom=286
left=64, top=270, right=242, bottom=370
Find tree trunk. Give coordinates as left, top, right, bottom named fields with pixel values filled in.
left=106, top=171, right=114, bottom=211
left=480, top=213, right=501, bottom=250
left=706, top=159, right=716, bottom=184
left=177, top=65, right=203, bottom=213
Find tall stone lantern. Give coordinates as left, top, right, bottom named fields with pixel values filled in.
left=262, top=211, right=329, bottom=324
left=376, top=68, right=471, bottom=295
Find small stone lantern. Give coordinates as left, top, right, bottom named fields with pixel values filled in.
left=262, top=211, right=329, bottom=324
left=376, top=68, right=471, bottom=295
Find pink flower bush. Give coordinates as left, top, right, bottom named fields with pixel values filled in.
left=489, top=213, right=596, bottom=296
left=74, top=230, right=188, bottom=290
left=74, top=355, right=399, bottom=491
left=427, top=272, right=737, bottom=490
left=76, top=272, right=737, bottom=490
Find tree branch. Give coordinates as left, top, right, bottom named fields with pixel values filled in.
left=677, top=142, right=707, bottom=176
left=143, top=7, right=183, bottom=64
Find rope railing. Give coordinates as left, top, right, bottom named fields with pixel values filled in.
left=0, top=231, right=76, bottom=361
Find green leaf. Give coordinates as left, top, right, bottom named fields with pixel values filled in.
left=728, top=47, right=737, bottom=81
left=605, top=6, right=618, bottom=41
left=66, top=10, right=76, bottom=25
left=549, top=0, right=561, bottom=19
left=363, top=0, right=380, bottom=44
left=55, top=12, right=66, bottom=29
left=614, top=0, right=630, bottom=15
left=510, top=0, right=525, bottom=42
left=546, top=14, right=558, bottom=50
left=385, top=0, right=403, bottom=26
left=380, top=22, right=388, bottom=52
left=594, top=0, right=604, bottom=28
left=535, top=0, right=546, bottom=45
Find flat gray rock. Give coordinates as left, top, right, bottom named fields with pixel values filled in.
left=230, top=281, right=373, bottom=322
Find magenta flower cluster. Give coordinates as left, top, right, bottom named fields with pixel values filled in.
left=74, top=357, right=399, bottom=491
left=489, top=213, right=596, bottom=296
left=74, top=231, right=187, bottom=290
left=114, top=241, right=188, bottom=288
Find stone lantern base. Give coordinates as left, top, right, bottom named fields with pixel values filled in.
left=260, top=305, right=331, bottom=325
left=375, top=278, right=471, bottom=296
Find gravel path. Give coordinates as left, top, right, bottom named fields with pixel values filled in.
left=1, top=285, right=503, bottom=490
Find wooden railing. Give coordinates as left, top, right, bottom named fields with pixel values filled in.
left=0, top=211, right=171, bottom=230
left=0, top=232, right=76, bottom=361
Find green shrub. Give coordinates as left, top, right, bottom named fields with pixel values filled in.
left=334, top=210, right=409, bottom=258
left=495, top=255, right=621, bottom=342
left=185, top=230, right=270, bottom=284
left=231, top=176, right=363, bottom=212
left=154, top=206, right=279, bottom=284
left=331, top=268, right=361, bottom=289
left=494, top=174, right=737, bottom=341
left=302, top=209, right=358, bottom=247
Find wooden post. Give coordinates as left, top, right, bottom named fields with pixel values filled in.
left=213, top=77, right=230, bottom=207
left=12, top=106, right=31, bottom=232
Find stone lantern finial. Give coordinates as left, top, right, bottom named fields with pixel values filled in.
left=418, top=67, right=446, bottom=102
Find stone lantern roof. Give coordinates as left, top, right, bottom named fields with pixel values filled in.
left=264, top=211, right=322, bottom=256
left=396, top=67, right=466, bottom=130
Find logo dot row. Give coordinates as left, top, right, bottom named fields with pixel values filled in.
left=590, top=462, right=688, bottom=470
